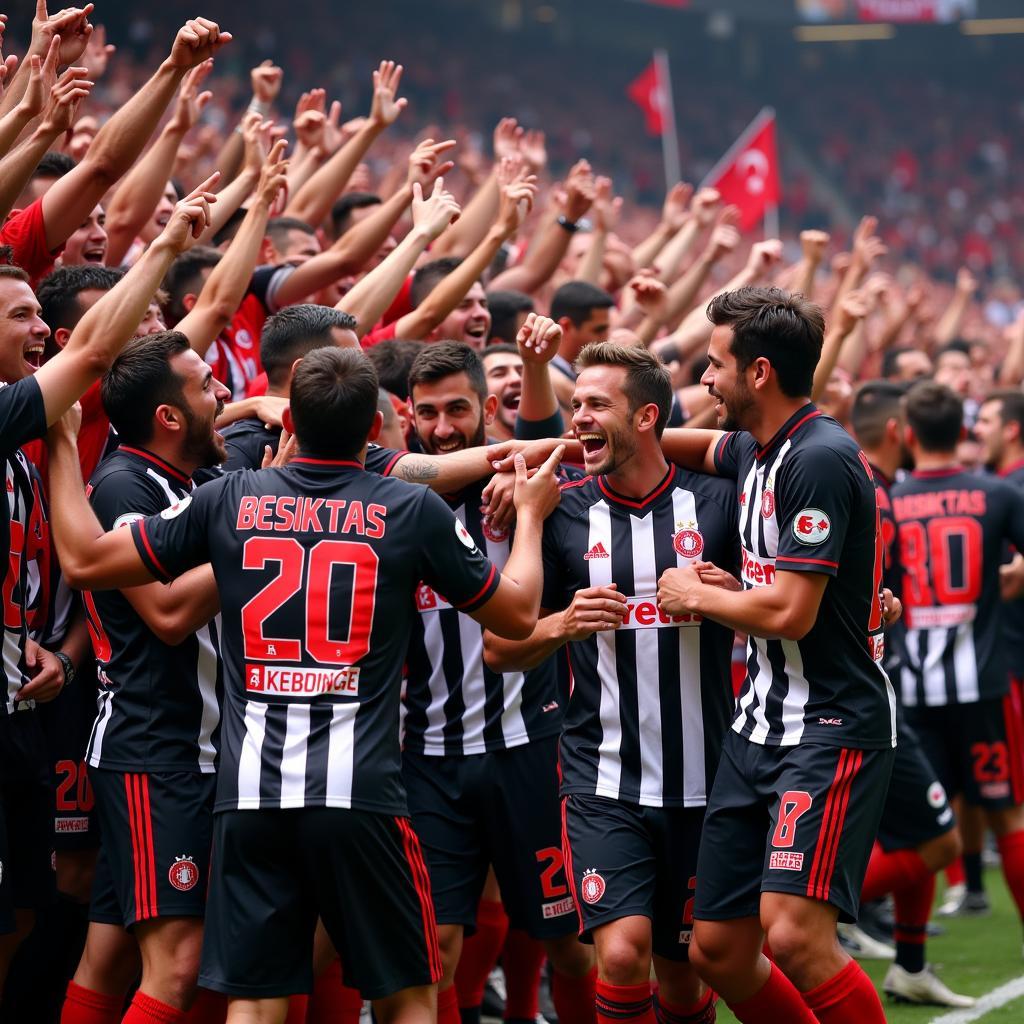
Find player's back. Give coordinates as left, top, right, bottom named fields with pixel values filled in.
left=891, top=466, right=1024, bottom=706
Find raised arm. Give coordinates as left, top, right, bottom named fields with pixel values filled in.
left=812, top=289, right=871, bottom=402
left=633, top=182, right=692, bottom=271
left=514, top=313, right=562, bottom=427
left=33, top=177, right=217, bottom=423
left=40, top=17, right=230, bottom=254
left=210, top=59, right=282, bottom=188
left=933, top=267, right=977, bottom=348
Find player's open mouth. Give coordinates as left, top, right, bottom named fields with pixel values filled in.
left=82, top=246, right=106, bottom=263
left=502, top=391, right=521, bottom=411
left=23, top=344, right=44, bottom=371
left=465, top=323, right=488, bottom=341
left=578, top=431, right=607, bottom=458
left=433, top=437, right=464, bottom=453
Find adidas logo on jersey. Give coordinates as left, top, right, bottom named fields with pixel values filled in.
left=584, top=542, right=610, bottom=560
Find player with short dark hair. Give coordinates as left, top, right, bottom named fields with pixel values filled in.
left=892, top=380, right=1024, bottom=958
left=487, top=289, right=534, bottom=345
left=45, top=345, right=565, bottom=1024
left=403, top=335, right=596, bottom=1024
left=657, top=285, right=896, bottom=1024
left=481, top=343, right=523, bottom=442
left=330, top=192, right=383, bottom=241
left=486, top=340, right=738, bottom=1024
left=367, top=340, right=425, bottom=402
left=546, top=281, right=615, bottom=418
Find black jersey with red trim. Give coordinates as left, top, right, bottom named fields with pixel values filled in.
left=128, top=457, right=500, bottom=814
left=713, top=404, right=896, bottom=750
left=0, top=376, right=49, bottom=713
left=870, top=465, right=899, bottom=595
left=404, top=477, right=561, bottom=756
left=891, top=466, right=1024, bottom=706
left=998, top=460, right=1024, bottom=677
left=85, top=447, right=222, bottom=773
left=541, top=464, right=737, bottom=808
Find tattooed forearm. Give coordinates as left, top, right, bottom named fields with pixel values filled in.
left=396, top=457, right=440, bottom=483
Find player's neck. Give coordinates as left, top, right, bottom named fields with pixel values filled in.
left=140, top=437, right=195, bottom=477
left=913, top=449, right=960, bottom=472
left=748, top=396, right=813, bottom=449
left=604, top=446, right=670, bottom=500
left=862, top=446, right=898, bottom=482
left=998, top=445, right=1024, bottom=474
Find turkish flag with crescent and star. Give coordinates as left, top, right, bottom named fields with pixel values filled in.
left=627, top=59, right=665, bottom=137
left=704, top=110, right=780, bottom=231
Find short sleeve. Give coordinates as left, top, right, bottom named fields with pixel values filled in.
left=129, top=482, right=217, bottom=583
left=0, top=200, right=61, bottom=283
left=416, top=488, right=498, bottom=612
left=364, top=444, right=407, bottom=477
left=712, top=431, right=747, bottom=480
left=89, top=470, right=166, bottom=531
left=774, top=447, right=853, bottom=577
left=0, top=376, right=46, bottom=457
left=514, top=409, right=564, bottom=441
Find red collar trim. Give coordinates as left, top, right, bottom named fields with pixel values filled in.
left=292, top=457, right=364, bottom=470
left=118, top=446, right=191, bottom=485
left=869, top=463, right=893, bottom=489
left=999, top=458, right=1024, bottom=479
left=598, top=466, right=674, bottom=509
left=756, top=406, right=821, bottom=461
left=912, top=466, right=963, bottom=479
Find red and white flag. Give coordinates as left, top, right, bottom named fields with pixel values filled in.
left=627, top=59, right=667, bottom=137
left=704, top=108, right=780, bottom=232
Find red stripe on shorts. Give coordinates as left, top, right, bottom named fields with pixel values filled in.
left=395, top=818, right=442, bottom=981
left=807, top=749, right=862, bottom=902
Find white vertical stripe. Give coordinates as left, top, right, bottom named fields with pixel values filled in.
left=900, top=662, right=919, bottom=707
left=922, top=629, right=950, bottom=706
left=630, top=511, right=663, bottom=804
left=456, top=613, right=487, bottom=748
left=279, top=704, right=310, bottom=807
left=587, top=501, right=622, bottom=798
left=420, top=614, right=448, bottom=747
left=484, top=530, right=528, bottom=747
left=145, top=467, right=179, bottom=505
left=194, top=620, right=220, bottom=772
left=741, top=637, right=776, bottom=744
left=739, top=463, right=758, bottom=539
left=236, top=701, right=268, bottom=807
left=779, top=639, right=809, bottom=744
left=952, top=623, right=979, bottom=703
left=86, top=684, right=113, bottom=766
left=325, top=703, right=357, bottom=807
left=762, top=443, right=791, bottom=553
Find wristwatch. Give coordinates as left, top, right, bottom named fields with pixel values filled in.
left=54, top=651, right=75, bottom=687
left=556, top=215, right=579, bottom=233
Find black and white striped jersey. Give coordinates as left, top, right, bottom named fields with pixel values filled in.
left=85, top=447, right=222, bottom=772
left=714, top=404, right=897, bottom=749
left=891, top=466, right=1024, bottom=706
left=130, top=458, right=499, bottom=813
left=541, top=465, right=738, bottom=808
left=404, top=479, right=561, bottom=756
left=0, top=377, right=48, bottom=714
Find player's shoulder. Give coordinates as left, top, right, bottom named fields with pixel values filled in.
left=675, top=466, right=736, bottom=509
left=89, top=450, right=162, bottom=493
left=220, top=416, right=273, bottom=442
left=556, top=472, right=599, bottom=508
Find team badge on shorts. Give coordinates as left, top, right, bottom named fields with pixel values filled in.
left=581, top=868, right=606, bottom=904
left=168, top=855, right=199, bottom=892
left=761, top=490, right=775, bottom=518
left=482, top=520, right=509, bottom=543
left=673, top=528, right=704, bottom=559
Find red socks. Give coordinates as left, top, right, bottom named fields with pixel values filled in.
left=802, top=960, right=885, bottom=1024
left=728, top=964, right=817, bottom=1024
left=551, top=966, right=597, bottom=1024
left=893, top=873, right=935, bottom=974
left=60, top=981, right=123, bottom=1024
left=595, top=980, right=655, bottom=1024
left=122, top=991, right=187, bottom=1024
left=455, top=900, right=509, bottom=1011
left=653, top=989, right=716, bottom=1024
left=502, top=930, right=547, bottom=1021
left=309, top=958, right=363, bottom=1024
left=439, top=985, right=462, bottom=1024
left=945, top=856, right=965, bottom=888
left=998, top=830, right=1024, bottom=921
left=860, top=845, right=930, bottom=903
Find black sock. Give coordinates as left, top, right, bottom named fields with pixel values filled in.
left=895, top=929, right=926, bottom=974
left=964, top=851, right=985, bottom=894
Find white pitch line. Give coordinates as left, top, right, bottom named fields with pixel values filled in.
left=927, top=974, right=1024, bottom=1024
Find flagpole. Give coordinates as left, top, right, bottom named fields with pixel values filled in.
left=699, top=106, right=776, bottom=189
left=764, top=204, right=779, bottom=240
left=654, top=49, right=680, bottom=189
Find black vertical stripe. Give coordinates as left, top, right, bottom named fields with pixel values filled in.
left=258, top=704, right=289, bottom=804
left=653, top=501, right=684, bottom=805
left=941, top=626, right=959, bottom=705
left=303, top=703, right=334, bottom=805
left=438, top=610, right=467, bottom=756
left=610, top=509, right=640, bottom=800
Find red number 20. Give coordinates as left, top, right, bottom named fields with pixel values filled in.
left=241, top=538, right=379, bottom=664
left=772, top=791, right=813, bottom=848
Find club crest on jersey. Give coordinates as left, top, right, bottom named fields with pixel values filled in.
left=927, top=782, right=948, bottom=809
left=168, top=855, right=199, bottom=892
left=673, top=528, right=703, bottom=559
left=792, top=508, right=830, bottom=545
left=761, top=490, right=775, bottom=519
left=580, top=869, right=606, bottom=904
left=454, top=517, right=477, bottom=551
left=482, top=520, right=509, bottom=543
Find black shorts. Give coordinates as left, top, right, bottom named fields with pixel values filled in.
left=694, top=731, right=893, bottom=924
left=561, top=793, right=703, bottom=961
left=876, top=717, right=954, bottom=851
left=904, top=682, right=1024, bottom=811
left=0, top=710, right=56, bottom=933
left=89, top=768, right=214, bottom=927
left=199, top=808, right=442, bottom=1000
left=39, top=678, right=100, bottom=850
left=402, top=735, right=574, bottom=940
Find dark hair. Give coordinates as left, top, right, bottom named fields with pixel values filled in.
left=161, top=247, right=221, bottom=325
left=487, top=289, right=534, bottom=344
left=330, top=192, right=381, bottom=239
left=575, top=341, right=672, bottom=438
left=366, top=340, right=425, bottom=401
left=31, top=151, right=76, bottom=181
left=903, top=380, right=963, bottom=453
left=706, top=286, right=825, bottom=399
left=0, top=265, right=31, bottom=286
left=212, top=205, right=248, bottom=248
left=411, top=257, right=462, bottom=309
left=850, top=380, right=907, bottom=448
left=266, top=216, right=316, bottom=253
left=100, top=332, right=191, bottom=445
left=377, top=387, right=397, bottom=424
left=289, top=347, right=379, bottom=458
left=408, top=342, right=487, bottom=404
left=550, top=281, right=615, bottom=327
left=881, top=347, right=914, bottom=380
left=481, top=342, right=519, bottom=358
left=983, top=389, right=1024, bottom=436
left=938, top=339, right=971, bottom=359
left=37, top=265, right=124, bottom=333
left=260, top=304, right=357, bottom=388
